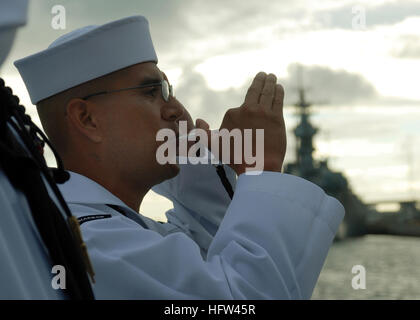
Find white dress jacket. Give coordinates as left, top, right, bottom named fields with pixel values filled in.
left=58, top=163, right=345, bottom=299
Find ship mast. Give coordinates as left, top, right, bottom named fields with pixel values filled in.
left=293, top=85, right=318, bottom=178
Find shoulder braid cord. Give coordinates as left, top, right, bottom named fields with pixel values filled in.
left=0, top=78, right=95, bottom=299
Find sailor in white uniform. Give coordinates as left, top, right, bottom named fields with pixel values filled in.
left=0, top=0, right=75, bottom=299
left=15, top=15, right=345, bottom=299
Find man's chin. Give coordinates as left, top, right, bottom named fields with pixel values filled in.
left=166, top=163, right=180, bottom=178
left=152, top=163, right=180, bottom=186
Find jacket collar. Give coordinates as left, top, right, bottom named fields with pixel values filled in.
left=58, top=170, right=129, bottom=209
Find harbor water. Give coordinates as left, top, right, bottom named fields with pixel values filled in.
left=312, top=234, right=420, bottom=299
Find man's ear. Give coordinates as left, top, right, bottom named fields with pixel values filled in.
left=66, top=98, right=103, bottom=143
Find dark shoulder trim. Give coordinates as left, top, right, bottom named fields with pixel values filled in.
left=77, top=214, right=112, bottom=226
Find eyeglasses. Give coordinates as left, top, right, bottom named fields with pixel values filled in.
left=82, top=79, right=174, bottom=102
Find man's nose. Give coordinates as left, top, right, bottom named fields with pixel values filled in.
left=161, top=97, right=184, bottom=122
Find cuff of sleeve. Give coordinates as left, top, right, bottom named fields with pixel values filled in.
left=234, top=171, right=345, bottom=233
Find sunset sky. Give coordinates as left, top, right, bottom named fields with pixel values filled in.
left=1, top=0, right=419, bottom=220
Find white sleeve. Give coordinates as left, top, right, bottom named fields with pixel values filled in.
left=0, top=170, right=64, bottom=299
left=82, top=172, right=344, bottom=299
left=152, top=163, right=236, bottom=251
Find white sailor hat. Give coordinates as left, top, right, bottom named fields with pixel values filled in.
left=0, top=0, right=28, bottom=29
left=14, top=15, right=158, bottom=104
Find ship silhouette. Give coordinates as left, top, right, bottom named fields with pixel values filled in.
left=284, top=87, right=370, bottom=240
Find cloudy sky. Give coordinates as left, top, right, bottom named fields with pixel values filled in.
left=2, top=0, right=420, bottom=220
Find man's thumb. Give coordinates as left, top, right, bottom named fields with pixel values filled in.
left=195, top=118, right=210, bottom=130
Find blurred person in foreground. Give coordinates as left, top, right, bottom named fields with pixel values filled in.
left=1, top=0, right=93, bottom=299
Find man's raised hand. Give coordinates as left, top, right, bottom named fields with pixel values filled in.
left=214, top=72, right=287, bottom=175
